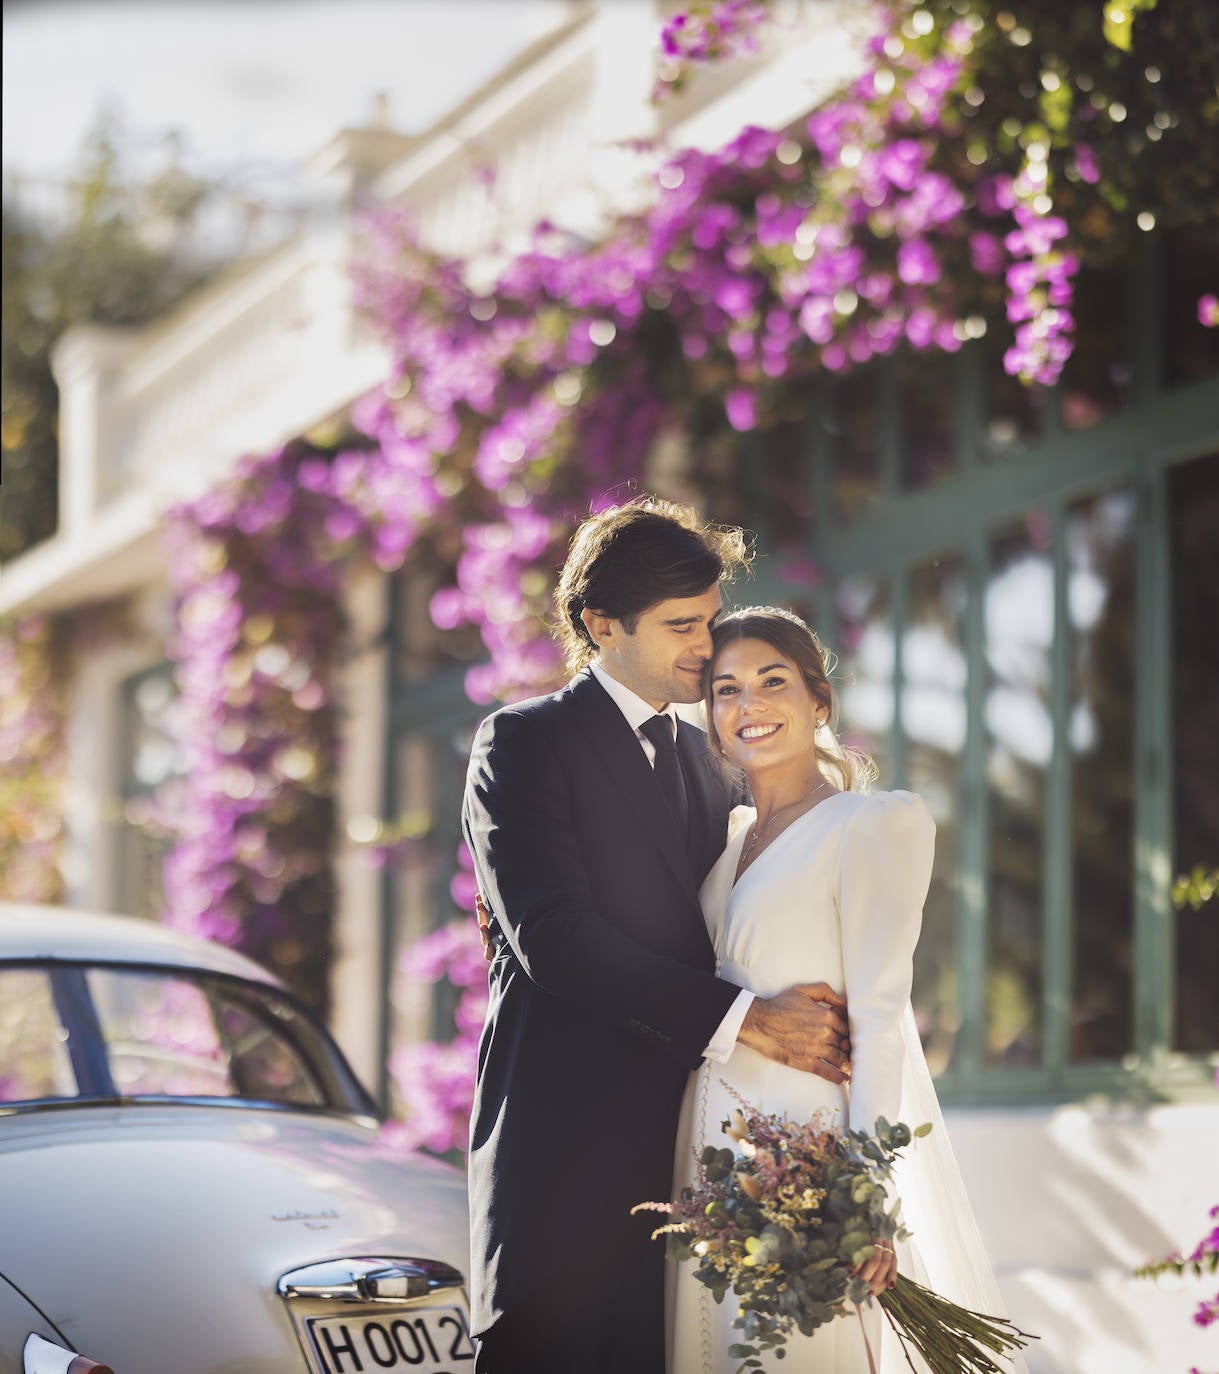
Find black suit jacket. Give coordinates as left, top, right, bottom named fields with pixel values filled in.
left=461, top=668, right=746, bottom=1343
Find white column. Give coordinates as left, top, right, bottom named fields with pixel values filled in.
left=50, top=325, right=138, bottom=533
left=330, top=566, right=391, bottom=1084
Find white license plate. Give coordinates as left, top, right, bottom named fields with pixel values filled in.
left=306, top=1305, right=475, bottom=1372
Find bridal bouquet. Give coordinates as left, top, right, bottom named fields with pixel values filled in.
left=635, top=1100, right=1032, bottom=1374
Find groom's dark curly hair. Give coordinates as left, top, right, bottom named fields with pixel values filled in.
left=553, top=495, right=752, bottom=672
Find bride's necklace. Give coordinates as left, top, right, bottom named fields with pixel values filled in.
left=739, top=778, right=833, bottom=869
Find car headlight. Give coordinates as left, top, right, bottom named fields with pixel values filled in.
left=23, top=1333, right=114, bottom=1374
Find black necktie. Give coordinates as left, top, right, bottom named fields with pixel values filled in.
left=640, top=714, right=689, bottom=842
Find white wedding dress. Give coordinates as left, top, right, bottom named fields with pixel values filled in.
left=667, top=790, right=1025, bottom=1374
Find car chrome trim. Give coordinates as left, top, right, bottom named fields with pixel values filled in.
left=278, top=1257, right=465, bottom=1305
left=0, top=1095, right=379, bottom=1125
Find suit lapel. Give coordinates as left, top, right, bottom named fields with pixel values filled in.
left=567, top=670, right=698, bottom=896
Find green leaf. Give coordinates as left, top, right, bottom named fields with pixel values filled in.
left=1039, top=81, right=1073, bottom=136
left=1103, top=2, right=1133, bottom=50
left=914, top=1121, right=933, bottom=1138
left=1103, top=0, right=1157, bottom=50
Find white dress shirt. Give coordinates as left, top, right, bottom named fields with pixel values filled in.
left=589, top=662, right=752, bottom=1062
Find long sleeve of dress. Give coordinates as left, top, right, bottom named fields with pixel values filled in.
left=837, top=791, right=936, bottom=1136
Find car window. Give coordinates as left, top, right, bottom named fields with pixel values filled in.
left=214, top=987, right=325, bottom=1106
left=87, top=968, right=326, bottom=1106
left=89, top=969, right=236, bottom=1097
left=0, top=968, right=77, bottom=1103
left=1, top=961, right=358, bottom=1113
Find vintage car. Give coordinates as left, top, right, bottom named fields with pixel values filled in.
left=0, top=903, right=474, bottom=1374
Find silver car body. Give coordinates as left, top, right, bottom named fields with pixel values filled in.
left=0, top=905, right=473, bottom=1374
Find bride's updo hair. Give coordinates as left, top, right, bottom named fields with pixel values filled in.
left=704, top=606, right=876, bottom=794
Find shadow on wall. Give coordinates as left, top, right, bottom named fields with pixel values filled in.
left=945, top=1101, right=1219, bottom=1374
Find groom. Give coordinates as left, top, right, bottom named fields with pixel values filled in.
left=461, top=496, right=851, bottom=1374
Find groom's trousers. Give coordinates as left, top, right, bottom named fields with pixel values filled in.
left=473, top=1245, right=664, bottom=1374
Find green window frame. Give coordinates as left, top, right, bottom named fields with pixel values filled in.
left=377, top=577, right=486, bottom=1110
left=745, top=238, right=1218, bottom=1103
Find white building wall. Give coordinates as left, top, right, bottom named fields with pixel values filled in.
left=952, top=1101, right=1219, bottom=1374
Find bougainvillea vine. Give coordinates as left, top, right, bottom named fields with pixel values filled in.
left=139, top=0, right=1217, bottom=1141
left=0, top=616, right=66, bottom=904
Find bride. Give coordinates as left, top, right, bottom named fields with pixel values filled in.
left=667, top=607, right=1023, bottom=1374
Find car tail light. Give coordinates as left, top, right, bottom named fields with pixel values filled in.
left=23, top=1333, right=114, bottom=1374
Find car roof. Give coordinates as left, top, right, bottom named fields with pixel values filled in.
left=0, top=904, right=283, bottom=988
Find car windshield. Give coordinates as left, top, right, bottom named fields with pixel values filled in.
left=0, top=962, right=373, bottom=1115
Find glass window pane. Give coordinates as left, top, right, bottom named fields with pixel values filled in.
left=127, top=668, right=184, bottom=788
left=0, top=969, right=77, bottom=1103
left=215, top=991, right=324, bottom=1106
left=88, top=968, right=336, bottom=1104
left=118, top=663, right=185, bottom=920
left=89, top=970, right=234, bottom=1097
left=1164, top=225, right=1219, bottom=389
left=834, top=574, right=893, bottom=784
left=903, top=553, right=968, bottom=1076
left=984, top=518, right=1051, bottom=1067
left=1170, top=450, right=1219, bottom=1054
left=899, top=353, right=958, bottom=491
left=827, top=368, right=883, bottom=520
left=1067, top=489, right=1136, bottom=1062
left=1059, top=263, right=1131, bottom=432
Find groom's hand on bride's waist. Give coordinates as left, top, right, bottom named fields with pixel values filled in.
left=738, top=984, right=852, bottom=1084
